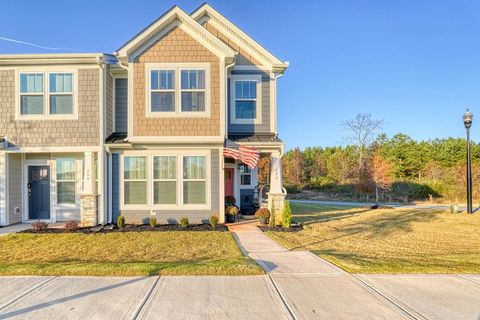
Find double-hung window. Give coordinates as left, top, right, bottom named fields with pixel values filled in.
left=57, top=158, right=76, bottom=204
left=231, top=75, right=262, bottom=124
left=183, top=156, right=207, bottom=205
left=49, top=73, right=73, bottom=114
left=153, top=156, right=176, bottom=204
left=18, top=71, right=75, bottom=118
left=181, top=70, right=205, bottom=112
left=240, top=164, right=252, bottom=186
left=124, top=156, right=147, bottom=205
left=150, top=70, right=175, bottom=112
left=147, top=64, right=209, bottom=116
left=20, top=73, right=44, bottom=115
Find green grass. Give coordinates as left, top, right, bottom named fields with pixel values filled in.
left=0, top=231, right=263, bottom=276
left=266, top=202, right=480, bottom=274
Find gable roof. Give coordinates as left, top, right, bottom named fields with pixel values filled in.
left=115, top=6, right=235, bottom=62
left=191, top=3, right=289, bottom=73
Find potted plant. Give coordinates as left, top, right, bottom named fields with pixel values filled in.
left=225, top=195, right=236, bottom=207
left=225, top=205, right=239, bottom=223
left=255, top=208, right=270, bottom=225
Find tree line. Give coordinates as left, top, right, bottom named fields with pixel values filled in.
left=279, top=114, right=480, bottom=203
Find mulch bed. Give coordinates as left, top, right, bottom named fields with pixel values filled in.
left=257, top=224, right=303, bottom=233
left=20, top=223, right=228, bottom=234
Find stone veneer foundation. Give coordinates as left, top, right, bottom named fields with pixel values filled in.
left=80, top=194, right=98, bottom=227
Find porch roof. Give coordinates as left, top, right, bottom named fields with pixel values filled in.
left=228, top=133, right=282, bottom=144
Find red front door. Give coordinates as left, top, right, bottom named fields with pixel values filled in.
left=225, top=168, right=234, bottom=197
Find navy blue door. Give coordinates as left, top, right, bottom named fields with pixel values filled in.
left=28, top=166, right=50, bottom=220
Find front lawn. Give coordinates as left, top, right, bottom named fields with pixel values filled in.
left=0, top=231, right=263, bottom=276
left=266, top=202, right=480, bottom=273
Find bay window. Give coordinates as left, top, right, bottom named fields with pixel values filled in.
left=57, top=158, right=76, bottom=204
left=124, top=156, right=147, bottom=205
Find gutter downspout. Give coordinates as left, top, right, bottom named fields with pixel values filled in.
left=106, top=146, right=113, bottom=224
left=272, top=72, right=284, bottom=136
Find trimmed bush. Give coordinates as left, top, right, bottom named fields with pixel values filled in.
left=149, top=217, right=157, bottom=227
left=210, top=215, right=219, bottom=228
left=281, top=201, right=293, bottom=228
left=179, top=217, right=189, bottom=229
left=269, top=202, right=276, bottom=228
left=32, top=220, right=48, bottom=231
left=64, top=220, right=79, bottom=231
left=117, top=215, right=126, bottom=229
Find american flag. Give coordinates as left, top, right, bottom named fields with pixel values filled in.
left=223, top=139, right=260, bottom=169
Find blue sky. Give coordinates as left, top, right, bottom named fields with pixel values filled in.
left=1, top=0, right=479, bottom=149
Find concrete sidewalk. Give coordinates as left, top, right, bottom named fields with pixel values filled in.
left=1, top=221, right=480, bottom=319
left=229, top=221, right=480, bottom=320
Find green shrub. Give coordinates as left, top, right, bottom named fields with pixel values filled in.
left=179, top=217, right=189, bottom=229
left=210, top=215, right=219, bottom=228
left=281, top=201, right=293, bottom=228
left=269, top=202, right=276, bottom=228
left=149, top=217, right=157, bottom=227
left=117, top=215, right=126, bottom=229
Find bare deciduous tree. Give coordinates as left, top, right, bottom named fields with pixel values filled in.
left=341, top=113, right=384, bottom=171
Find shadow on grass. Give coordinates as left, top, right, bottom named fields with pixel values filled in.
left=291, top=203, right=371, bottom=225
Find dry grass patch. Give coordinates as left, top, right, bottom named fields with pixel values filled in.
left=0, top=231, right=263, bottom=276
left=266, top=203, right=480, bottom=273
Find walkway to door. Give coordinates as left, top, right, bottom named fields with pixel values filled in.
left=229, top=220, right=480, bottom=319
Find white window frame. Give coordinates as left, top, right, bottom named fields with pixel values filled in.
left=145, top=63, right=210, bottom=118
left=55, top=158, right=77, bottom=207
left=122, top=156, right=148, bottom=207
left=182, top=155, right=208, bottom=206
left=240, top=164, right=252, bottom=187
left=120, top=150, right=211, bottom=211
left=153, top=155, right=177, bottom=205
left=15, top=68, right=78, bottom=120
left=230, top=74, right=262, bottom=125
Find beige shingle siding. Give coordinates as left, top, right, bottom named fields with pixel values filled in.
left=105, top=70, right=113, bottom=136
left=0, top=69, right=100, bottom=147
left=132, top=26, right=221, bottom=137
left=8, top=153, right=22, bottom=224
left=204, top=22, right=261, bottom=66
left=204, top=22, right=273, bottom=133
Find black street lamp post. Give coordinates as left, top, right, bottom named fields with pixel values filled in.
left=463, top=110, right=473, bottom=214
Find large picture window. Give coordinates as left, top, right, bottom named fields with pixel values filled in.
left=183, top=156, right=206, bottom=205
left=124, top=156, right=147, bottom=205
left=57, top=158, right=76, bottom=204
left=153, top=156, right=176, bottom=204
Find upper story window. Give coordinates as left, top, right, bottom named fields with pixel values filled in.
left=17, top=71, right=76, bottom=120
left=146, top=63, right=210, bottom=117
left=230, top=74, right=262, bottom=125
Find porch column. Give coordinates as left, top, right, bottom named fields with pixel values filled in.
left=267, top=150, right=286, bottom=220
left=80, top=152, right=98, bottom=227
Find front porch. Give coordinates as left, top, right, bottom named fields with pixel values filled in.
left=223, top=134, right=286, bottom=219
